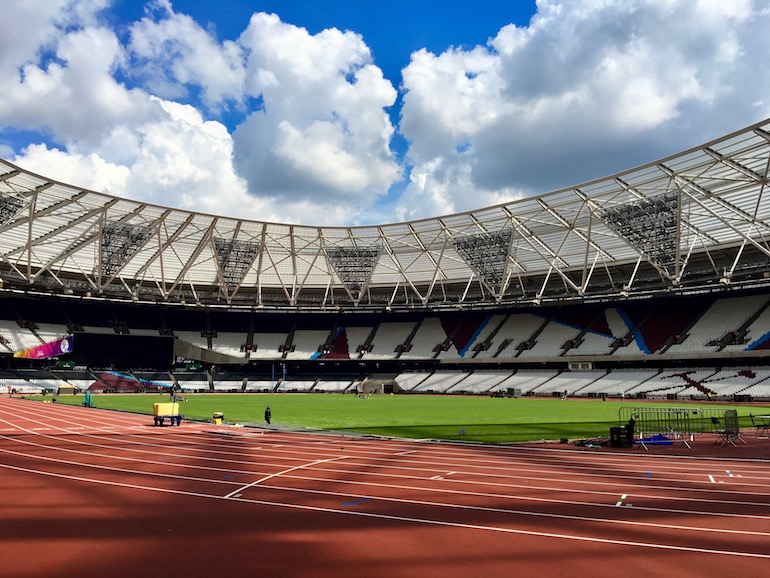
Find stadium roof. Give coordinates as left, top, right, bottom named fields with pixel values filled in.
left=2, top=118, right=770, bottom=309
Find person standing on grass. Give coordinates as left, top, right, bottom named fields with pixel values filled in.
left=264, top=405, right=272, bottom=425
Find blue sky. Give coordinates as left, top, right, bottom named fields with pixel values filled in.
left=1, top=1, right=769, bottom=226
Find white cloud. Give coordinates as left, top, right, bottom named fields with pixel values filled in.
left=232, top=13, right=401, bottom=204
left=14, top=143, right=130, bottom=195
left=2, top=0, right=770, bottom=227
left=0, top=1, right=402, bottom=225
left=397, top=0, right=770, bottom=220
left=128, top=0, right=245, bottom=107
left=128, top=7, right=402, bottom=208
left=0, top=1, right=108, bottom=78
left=0, top=23, right=161, bottom=146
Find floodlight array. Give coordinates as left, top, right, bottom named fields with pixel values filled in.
left=101, top=222, right=153, bottom=277
left=452, top=230, right=513, bottom=291
left=599, top=193, right=679, bottom=268
left=0, top=194, right=24, bottom=227
left=327, top=246, right=380, bottom=292
left=214, top=238, right=261, bottom=291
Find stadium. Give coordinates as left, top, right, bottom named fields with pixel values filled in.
left=3, top=118, right=770, bottom=577
left=2, top=117, right=770, bottom=401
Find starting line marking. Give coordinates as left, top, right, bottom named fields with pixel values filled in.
left=615, top=494, right=628, bottom=507
left=223, top=457, right=344, bottom=499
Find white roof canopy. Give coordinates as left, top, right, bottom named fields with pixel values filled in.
left=2, top=118, right=770, bottom=308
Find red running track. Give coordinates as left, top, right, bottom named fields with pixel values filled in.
left=1, top=396, right=770, bottom=577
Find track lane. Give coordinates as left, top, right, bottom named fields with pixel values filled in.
left=3, top=396, right=770, bottom=575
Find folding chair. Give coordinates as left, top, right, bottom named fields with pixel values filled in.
left=721, top=410, right=746, bottom=447
left=711, top=416, right=727, bottom=445
left=750, top=414, right=770, bottom=438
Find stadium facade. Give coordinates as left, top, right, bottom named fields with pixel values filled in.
left=2, top=118, right=770, bottom=400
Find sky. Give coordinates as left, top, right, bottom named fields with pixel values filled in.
left=1, top=0, right=769, bottom=227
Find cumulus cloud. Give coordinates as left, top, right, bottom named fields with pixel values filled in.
left=14, top=97, right=306, bottom=223
left=0, top=1, right=402, bottom=225
left=126, top=5, right=402, bottom=206
left=0, top=0, right=401, bottom=224
left=2, top=0, right=770, bottom=226
left=232, top=13, right=401, bottom=203
left=397, top=0, right=770, bottom=220
left=128, top=0, right=245, bottom=107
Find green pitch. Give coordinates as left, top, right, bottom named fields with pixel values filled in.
left=35, top=392, right=770, bottom=443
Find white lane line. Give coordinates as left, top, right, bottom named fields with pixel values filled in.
left=3, top=406, right=770, bottom=515
left=224, top=457, right=344, bottom=499
left=430, top=471, right=457, bottom=480
left=3, top=420, right=770, bottom=521
left=3, top=441, right=770, bottom=539
left=2, top=460, right=770, bottom=560
left=4, top=401, right=770, bottom=485
left=0, top=400, right=752, bottom=471
left=5, top=433, right=770, bottom=527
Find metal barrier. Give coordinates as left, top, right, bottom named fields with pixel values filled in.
left=617, top=406, right=729, bottom=449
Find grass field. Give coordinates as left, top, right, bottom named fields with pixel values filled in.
left=31, top=392, right=770, bottom=443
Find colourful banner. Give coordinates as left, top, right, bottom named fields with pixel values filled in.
left=14, top=335, right=74, bottom=359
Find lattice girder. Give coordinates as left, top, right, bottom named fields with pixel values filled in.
left=2, top=118, right=770, bottom=305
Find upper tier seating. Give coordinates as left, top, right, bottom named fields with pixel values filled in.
left=250, top=332, right=289, bottom=359
left=286, top=330, right=330, bottom=360
left=367, top=322, right=416, bottom=360
left=666, top=295, right=769, bottom=354
left=474, top=314, right=543, bottom=359
left=400, top=318, right=446, bottom=359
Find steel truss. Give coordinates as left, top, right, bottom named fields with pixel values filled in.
left=1, top=118, right=770, bottom=308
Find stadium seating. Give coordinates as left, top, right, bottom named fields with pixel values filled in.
left=578, top=370, right=659, bottom=397
left=528, top=370, right=607, bottom=396
left=243, top=380, right=274, bottom=392
left=518, top=321, right=580, bottom=358
left=1, top=290, right=770, bottom=400
left=473, top=314, right=543, bottom=358
left=666, top=295, right=769, bottom=354
left=452, top=371, right=512, bottom=394
left=343, top=326, right=376, bottom=359
left=493, top=370, right=559, bottom=395
left=211, top=332, right=249, bottom=358
left=313, top=379, right=356, bottom=392
left=367, top=322, right=416, bottom=359
left=287, top=330, right=330, bottom=360
left=0, top=320, right=42, bottom=351
left=408, top=371, right=472, bottom=393
left=250, top=332, right=288, bottom=359
left=399, top=318, right=446, bottom=359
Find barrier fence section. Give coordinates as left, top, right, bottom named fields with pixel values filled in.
left=617, top=406, right=727, bottom=448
